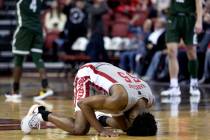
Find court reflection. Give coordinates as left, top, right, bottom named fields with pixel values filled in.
left=190, top=95, right=200, bottom=115
left=161, top=96, right=181, bottom=117
left=1, top=81, right=210, bottom=140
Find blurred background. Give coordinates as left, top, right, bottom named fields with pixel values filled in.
left=0, top=1, right=210, bottom=139
left=0, top=0, right=209, bottom=84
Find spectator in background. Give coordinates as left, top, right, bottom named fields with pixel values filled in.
left=44, top=0, right=67, bottom=51
left=198, top=0, right=210, bottom=52
left=199, top=0, right=210, bottom=84
left=130, top=0, right=157, bottom=27
left=56, top=0, right=88, bottom=61
left=119, top=19, right=152, bottom=75
left=0, top=0, right=4, bottom=9
left=44, top=1, right=66, bottom=33
left=142, top=17, right=167, bottom=81
left=199, top=43, right=210, bottom=84
left=85, top=0, right=109, bottom=62
left=58, top=0, right=69, bottom=10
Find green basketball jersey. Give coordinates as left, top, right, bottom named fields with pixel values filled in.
left=16, top=0, right=42, bottom=32
left=169, top=0, right=196, bottom=15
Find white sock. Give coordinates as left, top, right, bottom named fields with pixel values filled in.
left=190, top=78, right=198, bottom=86
left=170, top=78, right=178, bottom=87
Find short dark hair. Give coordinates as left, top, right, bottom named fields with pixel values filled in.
left=126, top=112, right=157, bottom=136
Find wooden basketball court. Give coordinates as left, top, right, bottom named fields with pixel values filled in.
left=0, top=76, right=210, bottom=140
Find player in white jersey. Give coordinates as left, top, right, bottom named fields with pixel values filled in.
left=21, top=63, right=157, bottom=136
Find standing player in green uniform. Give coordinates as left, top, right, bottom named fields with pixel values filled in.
left=161, top=0, right=203, bottom=96
left=5, top=0, right=53, bottom=100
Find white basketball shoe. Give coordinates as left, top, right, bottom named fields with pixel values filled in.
left=33, top=89, right=54, bottom=100
left=161, top=86, right=181, bottom=96
left=190, top=85, right=200, bottom=96
left=21, top=104, right=44, bottom=134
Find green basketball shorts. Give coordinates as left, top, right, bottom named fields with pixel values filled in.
left=12, top=27, right=44, bottom=55
left=166, top=15, right=197, bottom=46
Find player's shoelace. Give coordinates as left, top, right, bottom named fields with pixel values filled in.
left=28, top=114, right=41, bottom=130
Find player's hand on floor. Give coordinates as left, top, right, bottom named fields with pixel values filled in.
left=99, top=129, right=119, bottom=137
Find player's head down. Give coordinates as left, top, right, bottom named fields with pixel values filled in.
left=126, top=112, right=157, bottom=136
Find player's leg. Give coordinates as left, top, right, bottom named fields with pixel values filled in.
left=161, top=44, right=180, bottom=96
left=31, top=33, right=53, bottom=100
left=6, top=27, right=32, bottom=99
left=21, top=105, right=90, bottom=135
left=186, top=46, right=199, bottom=81
left=48, top=111, right=90, bottom=134
left=161, top=16, right=181, bottom=96
left=184, top=16, right=200, bottom=95
left=31, top=51, right=53, bottom=100
left=31, top=52, right=46, bottom=79
left=186, top=47, right=200, bottom=96
left=22, top=69, right=91, bottom=134
left=22, top=68, right=92, bottom=134
left=167, top=43, right=179, bottom=85
left=12, top=55, right=25, bottom=95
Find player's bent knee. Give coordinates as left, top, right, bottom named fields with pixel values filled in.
left=167, top=43, right=178, bottom=57
left=167, top=48, right=177, bottom=58
left=73, top=128, right=89, bottom=135
left=31, top=52, right=45, bottom=69
left=14, top=55, right=25, bottom=67
left=73, top=122, right=90, bottom=135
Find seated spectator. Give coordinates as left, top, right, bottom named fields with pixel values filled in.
left=198, top=0, right=210, bottom=52
left=119, top=19, right=152, bottom=75
left=85, top=0, right=109, bottom=62
left=130, top=0, right=157, bottom=27
left=0, top=0, right=4, bottom=9
left=199, top=0, right=210, bottom=84
left=58, top=0, right=70, bottom=10
left=44, top=0, right=67, bottom=49
left=55, top=0, right=88, bottom=62
left=107, top=0, right=120, bottom=10
left=140, top=17, right=166, bottom=79
left=199, top=43, right=210, bottom=84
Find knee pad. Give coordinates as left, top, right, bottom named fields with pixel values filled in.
left=31, top=52, right=44, bottom=69
left=14, top=55, right=25, bottom=67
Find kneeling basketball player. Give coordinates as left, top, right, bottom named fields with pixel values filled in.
left=21, top=62, right=157, bottom=136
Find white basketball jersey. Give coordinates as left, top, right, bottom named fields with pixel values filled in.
left=74, top=62, right=155, bottom=113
